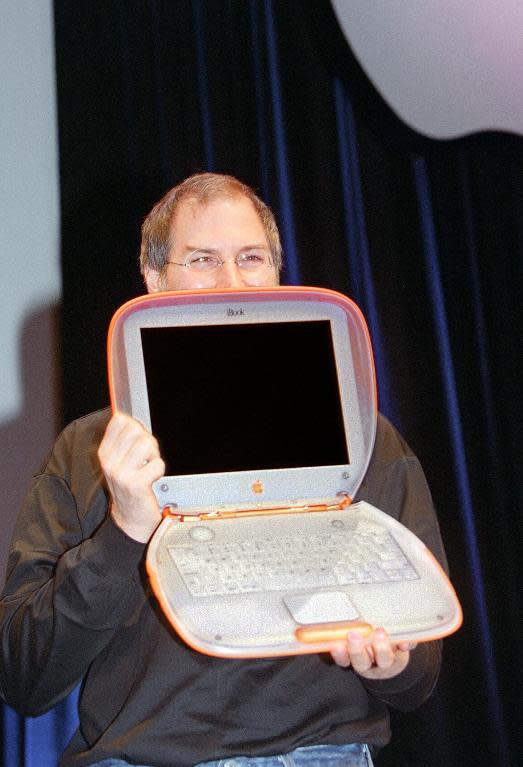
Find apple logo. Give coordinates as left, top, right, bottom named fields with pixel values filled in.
left=330, top=0, right=523, bottom=140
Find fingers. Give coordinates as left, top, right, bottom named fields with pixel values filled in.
left=329, top=630, right=374, bottom=669
left=329, top=628, right=415, bottom=679
left=397, top=640, right=418, bottom=653
left=100, top=414, right=164, bottom=485
left=99, top=413, right=160, bottom=471
left=98, top=412, right=166, bottom=543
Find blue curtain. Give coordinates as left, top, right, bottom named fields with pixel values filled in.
left=2, top=1, right=521, bottom=765
left=2, top=689, right=79, bottom=766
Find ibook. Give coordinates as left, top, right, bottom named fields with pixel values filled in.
left=108, top=286, right=462, bottom=658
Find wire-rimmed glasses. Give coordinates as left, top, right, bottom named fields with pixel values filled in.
left=166, top=250, right=273, bottom=277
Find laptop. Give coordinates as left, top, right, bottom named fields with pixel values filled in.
left=108, top=286, right=462, bottom=657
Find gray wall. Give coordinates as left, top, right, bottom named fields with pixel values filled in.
left=0, top=1, right=61, bottom=579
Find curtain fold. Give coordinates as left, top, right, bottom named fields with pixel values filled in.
left=2, top=2, right=521, bottom=765
left=413, top=156, right=509, bottom=761
left=333, top=77, right=396, bottom=424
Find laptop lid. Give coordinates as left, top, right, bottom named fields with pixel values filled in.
left=108, top=286, right=377, bottom=512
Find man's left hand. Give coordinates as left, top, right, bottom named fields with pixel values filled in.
left=329, top=627, right=416, bottom=679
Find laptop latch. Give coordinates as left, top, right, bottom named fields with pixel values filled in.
left=295, top=620, right=374, bottom=644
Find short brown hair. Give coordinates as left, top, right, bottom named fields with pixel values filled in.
left=140, top=172, right=283, bottom=275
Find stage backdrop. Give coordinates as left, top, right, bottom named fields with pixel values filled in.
left=0, top=1, right=61, bottom=582
left=2, top=2, right=521, bottom=766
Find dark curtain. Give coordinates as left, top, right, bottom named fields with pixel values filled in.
left=2, top=1, right=521, bottom=765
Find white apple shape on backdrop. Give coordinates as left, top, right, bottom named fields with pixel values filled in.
left=331, top=0, right=523, bottom=139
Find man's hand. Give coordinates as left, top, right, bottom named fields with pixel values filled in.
left=329, top=627, right=416, bottom=679
left=98, top=412, right=165, bottom=543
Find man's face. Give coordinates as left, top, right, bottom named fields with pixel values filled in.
left=144, top=194, right=279, bottom=292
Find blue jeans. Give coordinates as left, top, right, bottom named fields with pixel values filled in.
left=89, top=743, right=374, bottom=767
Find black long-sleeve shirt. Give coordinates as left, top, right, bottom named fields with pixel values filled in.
left=0, top=409, right=447, bottom=767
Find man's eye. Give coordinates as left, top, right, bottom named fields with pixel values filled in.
left=188, top=254, right=217, bottom=268
left=241, top=253, right=266, bottom=264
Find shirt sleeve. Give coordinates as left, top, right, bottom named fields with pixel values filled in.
left=352, top=414, right=448, bottom=712
left=0, top=412, right=147, bottom=716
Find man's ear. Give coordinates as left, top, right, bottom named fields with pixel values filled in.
left=144, top=266, right=163, bottom=293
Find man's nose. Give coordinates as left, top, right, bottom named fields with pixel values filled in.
left=214, top=260, right=246, bottom=288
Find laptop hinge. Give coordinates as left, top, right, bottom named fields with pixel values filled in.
left=162, top=494, right=352, bottom=522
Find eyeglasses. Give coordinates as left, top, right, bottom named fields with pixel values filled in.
left=166, top=250, right=274, bottom=275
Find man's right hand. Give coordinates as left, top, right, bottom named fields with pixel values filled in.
left=98, top=412, right=166, bottom=543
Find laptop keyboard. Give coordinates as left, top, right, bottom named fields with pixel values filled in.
left=168, top=527, right=419, bottom=597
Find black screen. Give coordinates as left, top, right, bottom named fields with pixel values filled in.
left=141, top=321, right=349, bottom=475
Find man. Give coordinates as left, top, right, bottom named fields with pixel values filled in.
left=0, top=173, right=447, bottom=767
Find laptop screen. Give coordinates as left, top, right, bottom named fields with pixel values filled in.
left=141, top=320, right=349, bottom=476
left=109, top=288, right=377, bottom=508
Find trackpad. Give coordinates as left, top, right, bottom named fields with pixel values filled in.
left=284, top=592, right=360, bottom=624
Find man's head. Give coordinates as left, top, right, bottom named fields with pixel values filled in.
left=140, top=173, right=282, bottom=292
